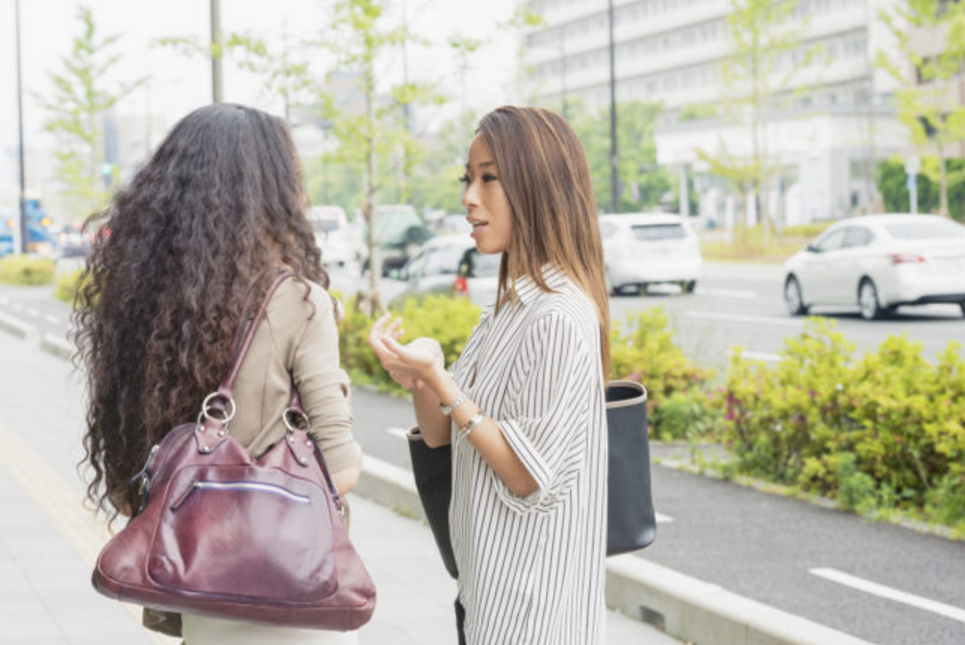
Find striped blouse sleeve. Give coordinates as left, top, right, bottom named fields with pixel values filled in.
left=493, top=312, right=593, bottom=514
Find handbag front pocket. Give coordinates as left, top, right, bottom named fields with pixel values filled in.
left=148, top=466, right=338, bottom=604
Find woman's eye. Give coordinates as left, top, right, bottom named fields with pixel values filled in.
left=458, top=174, right=470, bottom=185
left=482, top=174, right=498, bottom=183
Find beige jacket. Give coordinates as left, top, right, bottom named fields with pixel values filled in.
left=230, top=276, right=361, bottom=473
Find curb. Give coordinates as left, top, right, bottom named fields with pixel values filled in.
left=0, top=311, right=880, bottom=645
left=355, top=456, right=877, bottom=645
left=0, top=311, right=39, bottom=342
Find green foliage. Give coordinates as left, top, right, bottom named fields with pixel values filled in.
left=568, top=101, right=672, bottom=212
left=697, top=0, right=815, bottom=239
left=610, top=307, right=714, bottom=421
left=0, top=255, right=57, bottom=286
left=720, top=318, right=965, bottom=527
left=54, top=269, right=87, bottom=305
left=338, top=294, right=482, bottom=396
left=651, top=389, right=725, bottom=441
left=876, top=0, right=965, bottom=216
left=878, top=157, right=965, bottom=221
left=39, top=5, right=146, bottom=219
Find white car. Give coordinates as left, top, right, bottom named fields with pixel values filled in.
left=600, top=213, right=703, bottom=294
left=307, top=205, right=362, bottom=270
left=390, top=235, right=499, bottom=308
left=783, top=214, right=965, bottom=320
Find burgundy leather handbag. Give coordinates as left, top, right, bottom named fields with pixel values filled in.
left=92, top=272, right=376, bottom=630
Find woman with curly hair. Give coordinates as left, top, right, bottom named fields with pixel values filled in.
left=74, top=103, right=362, bottom=644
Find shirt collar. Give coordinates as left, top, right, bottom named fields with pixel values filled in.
left=512, top=264, right=569, bottom=306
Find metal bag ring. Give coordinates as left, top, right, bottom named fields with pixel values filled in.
left=200, top=392, right=237, bottom=424
left=283, top=407, right=310, bottom=433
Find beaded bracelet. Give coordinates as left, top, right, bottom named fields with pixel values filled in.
left=458, top=412, right=485, bottom=441
left=439, top=392, right=468, bottom=416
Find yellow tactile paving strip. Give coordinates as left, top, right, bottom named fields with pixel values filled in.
left=0, top=419, right=177, bottom=645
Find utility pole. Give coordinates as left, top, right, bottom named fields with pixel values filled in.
left=210, top=0, right=223, bottom=103
left=607, top=0, right=619, bottom=214
left=558, top=27, right=568, bottom=120
left=15, top=0, right=28, bottom=253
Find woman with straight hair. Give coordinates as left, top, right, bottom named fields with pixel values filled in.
left=75, top=103, right=363, bottom=644
left=368, top=105, right=610, bottom=644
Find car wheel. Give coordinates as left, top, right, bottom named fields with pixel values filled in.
left=960, top=300, right=965, bottom=317
left=681, top=280, right=697, bottom=294
left=858, top=279, right=887, bottom=320
left=784, top=276, right=809, bottom=315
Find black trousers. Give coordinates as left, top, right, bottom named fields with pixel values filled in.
left=455, top=597, right=467, bottom=645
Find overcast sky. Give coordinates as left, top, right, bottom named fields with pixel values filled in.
left=0, top=0, right=520, bottom=202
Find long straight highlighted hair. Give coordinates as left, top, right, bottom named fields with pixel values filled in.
left=477, top=106, right=610, bottom=378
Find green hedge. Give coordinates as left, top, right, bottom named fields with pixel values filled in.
left=338, top=296, right=710, bottom=438
left=720, top=318, right=965, bottom=532
left=54, top=269, right=87, bottom=305
left=0, top=255, right=56, bottom=285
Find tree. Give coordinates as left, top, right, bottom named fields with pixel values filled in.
left=316, top=0, right=453, bottom=314
left=38, top=5, right=146, bottom=219
left=569, top=101, right=671, bottom=213
left=697, top=0, right=814, bottom=246
left=877, top=0, right=965, bottom=217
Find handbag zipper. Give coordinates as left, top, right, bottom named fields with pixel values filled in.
left=171, top=480, right=311, bottom=511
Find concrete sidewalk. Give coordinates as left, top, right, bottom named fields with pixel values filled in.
left=0, top=327, right=678, bottom=644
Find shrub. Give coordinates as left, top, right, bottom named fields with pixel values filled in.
left=610, top=307, right=714, bottom=424
left=720, top=318, right=965, bottom=526
left=0, top=255, right=56, bottom=285
left=650, top=389, right=724, bottom=441
left=337, top=294, right=482, bottom=396
left=55, top=269, right=85, bottom=305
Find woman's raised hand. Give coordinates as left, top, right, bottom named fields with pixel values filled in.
left=367, top=315, right=445, bottom=391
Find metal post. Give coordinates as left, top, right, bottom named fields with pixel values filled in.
left=558, top=27, right=568, bottom=120
left=15, top=0, right=28, bottom=254
left=607, top=0, right=619, bottom=214
left=210, top=0, right=223, bottom=103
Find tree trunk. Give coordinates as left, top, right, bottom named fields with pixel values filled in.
left=363, top=65, right=385, bottom=317
left=938, top=139, right=950, bottom=217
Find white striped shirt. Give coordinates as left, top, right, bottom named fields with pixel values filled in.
left=449, top=265, right=608, bottom=645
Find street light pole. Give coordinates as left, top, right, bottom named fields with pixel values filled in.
left=15, top=0, right=28, bottom=254
left=607, top=0, right=619, bottom=214
left=210, top=0, right=223, bottom=103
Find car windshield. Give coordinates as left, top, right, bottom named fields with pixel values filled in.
left=883, top=220, right=965, bottom=240
left=310, top=218, right=340, bottom=233
left=374, top=210, right=422, bottom=244
left=632, top=223, right=687, bottom=241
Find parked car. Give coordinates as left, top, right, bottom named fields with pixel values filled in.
left=55, top=221, right=92, bottom=258
left=359, top=204, right=435, bottom=276
left=390, top=235, right=499, bottom=308
left=307, top=205, right=363, bottom=270
left=599, top=213, right=703, bottom=295
left=783, top=214, right=965, bottom=320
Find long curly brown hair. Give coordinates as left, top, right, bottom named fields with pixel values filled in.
left=73, top=104, right=327, bottom=518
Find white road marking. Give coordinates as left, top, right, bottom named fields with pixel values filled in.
left=10, top=302, right=23, bottom=312
left=26, top=307, right=41, bottom=317
left=727, top=349, right=782, bottom=363
left=685, top=310, right=803, bottom=328
left=0, top=296, right=8, bottom=305
left=44, top=314, right=62, bottom=325
left=810, top=568, right=965, bottom=624
left=655, top=512, right=673, bottom=523
left=695, top=287, right=759, bottom=299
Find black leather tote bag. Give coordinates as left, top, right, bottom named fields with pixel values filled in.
left=407, top=380, right=655, bottom=578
